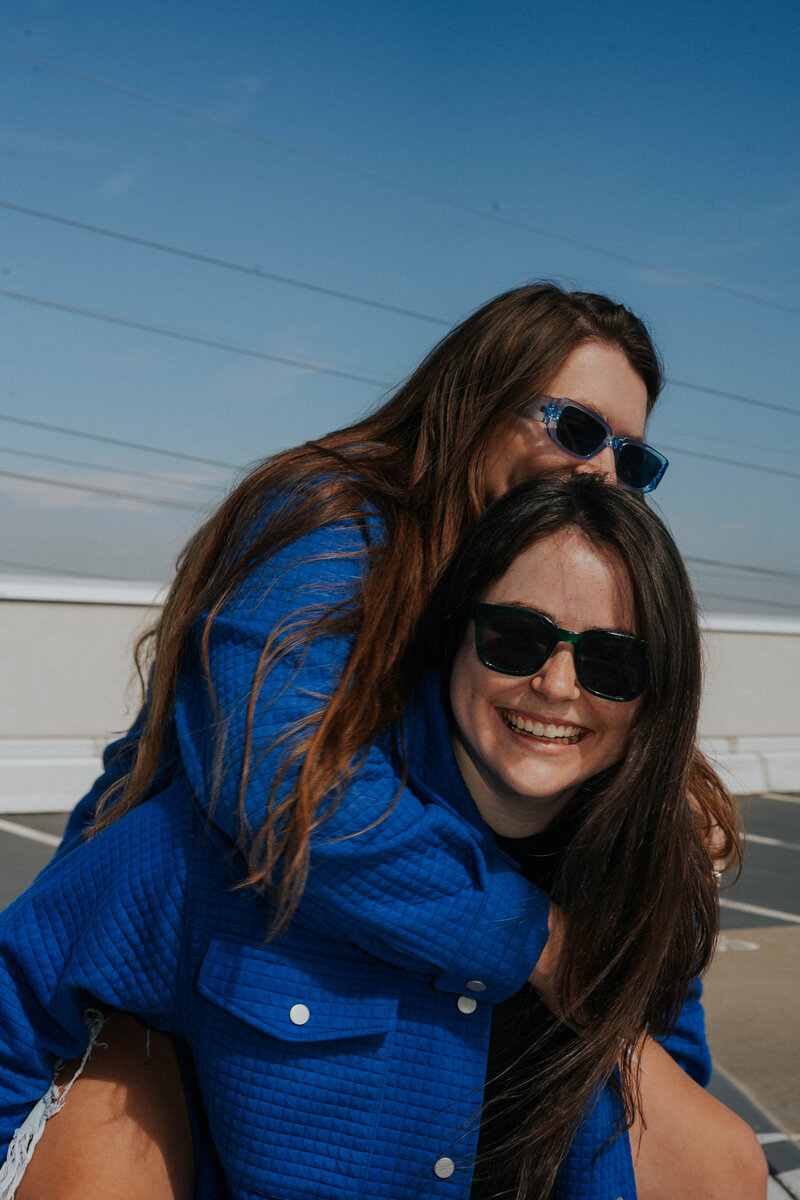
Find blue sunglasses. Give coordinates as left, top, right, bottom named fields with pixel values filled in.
left=516, top=395, right=668, bottom=494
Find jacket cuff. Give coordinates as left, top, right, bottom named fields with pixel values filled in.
left=431, top=856, right=551, bottom=1003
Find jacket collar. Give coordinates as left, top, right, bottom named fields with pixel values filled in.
left=403, top=669, right=488, bottom=835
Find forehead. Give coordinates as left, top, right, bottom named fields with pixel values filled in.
left=483, top=529, right=638, bottom=635
left=545, top=342, right=648, bottom=438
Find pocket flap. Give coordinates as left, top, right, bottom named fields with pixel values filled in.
left=197, top=936, right=398, bottom=1043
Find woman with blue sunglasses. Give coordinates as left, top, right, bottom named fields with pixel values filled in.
left=0, top=286, right=747, bottom=1196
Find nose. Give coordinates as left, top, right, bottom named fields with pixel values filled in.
left=530, top=644, right=581, bottom=702
left=574, top=444, right=617, bottom=484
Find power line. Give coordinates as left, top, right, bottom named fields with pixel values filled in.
left=0, top=287, right=390, bottom=388
left=2, top=448, right=797, bottom=597
left=0, top=412, right=240, bottom=468
left=682, top=431, right=798, bottom=459
left=2, top=419, right=797, bottom=584
left=0, top=556, right=140, bottom=580
left=700, top=591, right=800, bottom=614
left=3, top=287, right=799, bottom=485
left=686, top=557, right=800, bottom=582
left=4, top=281, right=799, bottom=432
left=0, top=199, right=450, bottom=327
left=2, top=41, right=798, bottom=319
left=0, top=444, right=226, bottom=491
left=665, top=378, right=800, bottom=419
left=660, top=443, right=800, bottom=482
left=0, top=467, right=205, bottom=511
left=2, top=412, right=786, bottom=501
left=5, top=204, right=800, bottom=424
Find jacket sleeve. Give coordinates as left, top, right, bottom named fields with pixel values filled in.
left=0, top=795, right=189, bottom=1157
left=56, top=716, right=144, bottom=858
left=173, top=514, right=550, bottom=1002
left=654, top=976, right=712, bottom=1085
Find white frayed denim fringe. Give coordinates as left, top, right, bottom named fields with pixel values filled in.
left=0, top=1008, right=106, bottom=1200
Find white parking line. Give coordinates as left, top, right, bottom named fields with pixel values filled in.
left=747, top=833, right=800, bottom=852
left=774, top=1168, right=800, bottom=1199
left=768, top=1178, right=795, bottom=1199
left=719, top=897, right=800, bottom=925
left=761, top=792, right=800, bottom=805
left=0, top=819, right=61, bottom=848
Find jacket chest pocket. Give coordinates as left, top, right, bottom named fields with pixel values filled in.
left=194, top=936, right=399, bottom=1198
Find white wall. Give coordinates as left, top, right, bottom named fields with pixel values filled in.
left=0, top=577, right=162, bottom=812
left=1, top=577, right=798, bottom=811
left=698, top=614, right=800, bottom=795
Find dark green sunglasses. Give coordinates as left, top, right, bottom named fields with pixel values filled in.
left=471, top=601, right=648, bottom=703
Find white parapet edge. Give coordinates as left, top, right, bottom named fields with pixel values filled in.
left=0, top=575, right=167, bottom=607
left=700, top=612, right=800, bottom=636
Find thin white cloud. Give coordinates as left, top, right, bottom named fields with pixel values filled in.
left=764, top=186, right=800, bottom=219
left=226, top=74, right=263, bottom=96
left=0, top=122, right=103, bottom=159
left=0, top=464, right=214, bottom=513
left=101, top=164, right=143, bottom=199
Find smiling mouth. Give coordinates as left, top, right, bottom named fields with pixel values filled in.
left=501, top=709, right=588, bottom=744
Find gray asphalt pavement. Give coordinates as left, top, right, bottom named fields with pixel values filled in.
left=0, top=811, right=68, bottom=910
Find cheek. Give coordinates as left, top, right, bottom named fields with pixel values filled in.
left=603, top=701, right=640, bottom=758
left=449, top=642, right=505, bottom=738
left=449, top=643, right=476, bottom=723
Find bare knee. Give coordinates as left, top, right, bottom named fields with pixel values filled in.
left=632, top=1038, right=768, bottom=1200
left=17, top=1011, right=194, bottom=1200
left=711, top=1113, right=768, bottom=1200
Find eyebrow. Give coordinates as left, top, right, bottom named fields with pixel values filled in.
left=495, top=600, right=638, bottom=639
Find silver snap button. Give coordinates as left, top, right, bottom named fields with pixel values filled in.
left=466, top=979, right=486, bottom=992
left=457, top=995, right=477, bottom=1014
left=434, top=1157, right=455, bottom=1179
left=289, top=1003, right=310, bottom=1025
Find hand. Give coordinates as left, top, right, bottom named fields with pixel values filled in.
left=687, top=789, right=726, bottom=880
left=529, top=902, right=565, bottom=1013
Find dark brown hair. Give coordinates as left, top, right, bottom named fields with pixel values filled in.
left=92, top=283, right=664, bottom=928
left=416, top=473, right=739, bottom=1196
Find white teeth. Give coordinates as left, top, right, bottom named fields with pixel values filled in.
left=502, top=711, right=584, bottom=742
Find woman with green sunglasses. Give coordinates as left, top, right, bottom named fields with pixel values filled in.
left=414, top=473, right=764, bottom=1197
left=2, top=285, right=755, bottom=1197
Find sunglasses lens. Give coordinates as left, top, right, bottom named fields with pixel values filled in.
left=578, top=633, right=647, bottom=700
left=478, top=608, right=553, bottom=676
left=554, top=404, right=606, bottom=457
left=615, top=442, right=664, bottom=492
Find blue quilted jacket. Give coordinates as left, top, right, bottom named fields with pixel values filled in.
left=0, top=508, right=710, bottom=1198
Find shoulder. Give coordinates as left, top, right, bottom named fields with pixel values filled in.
left=0, top=784, right=204, bottom=1007
left=218, top=481, right=387, bottom=624
left=42, top=782, right=197, bottom=918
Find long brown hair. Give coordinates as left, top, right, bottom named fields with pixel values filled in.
left=92, top=283, right=664, bottom=927
left=416, top=474, right=739, bottom=1197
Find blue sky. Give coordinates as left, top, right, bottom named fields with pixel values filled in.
left=0, top=0, right=798, bottom=614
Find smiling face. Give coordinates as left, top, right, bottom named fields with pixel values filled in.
left=482, top=341, right=650, bottom=502
left=449, top=528, right=642, bottom=836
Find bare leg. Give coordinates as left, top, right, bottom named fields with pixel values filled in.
left=17, top=1012, right=195, bottom=1200
left=632, top=1037, right=767, bottom=1200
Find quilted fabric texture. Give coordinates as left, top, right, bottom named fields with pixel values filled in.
left=0, top=691, right=637, bottom=1199
left=62, top=508, right=551, bottom=1002
left=2, top=501, right=709, bottom=1197
left=0, top=672, right=714, bottom=1197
